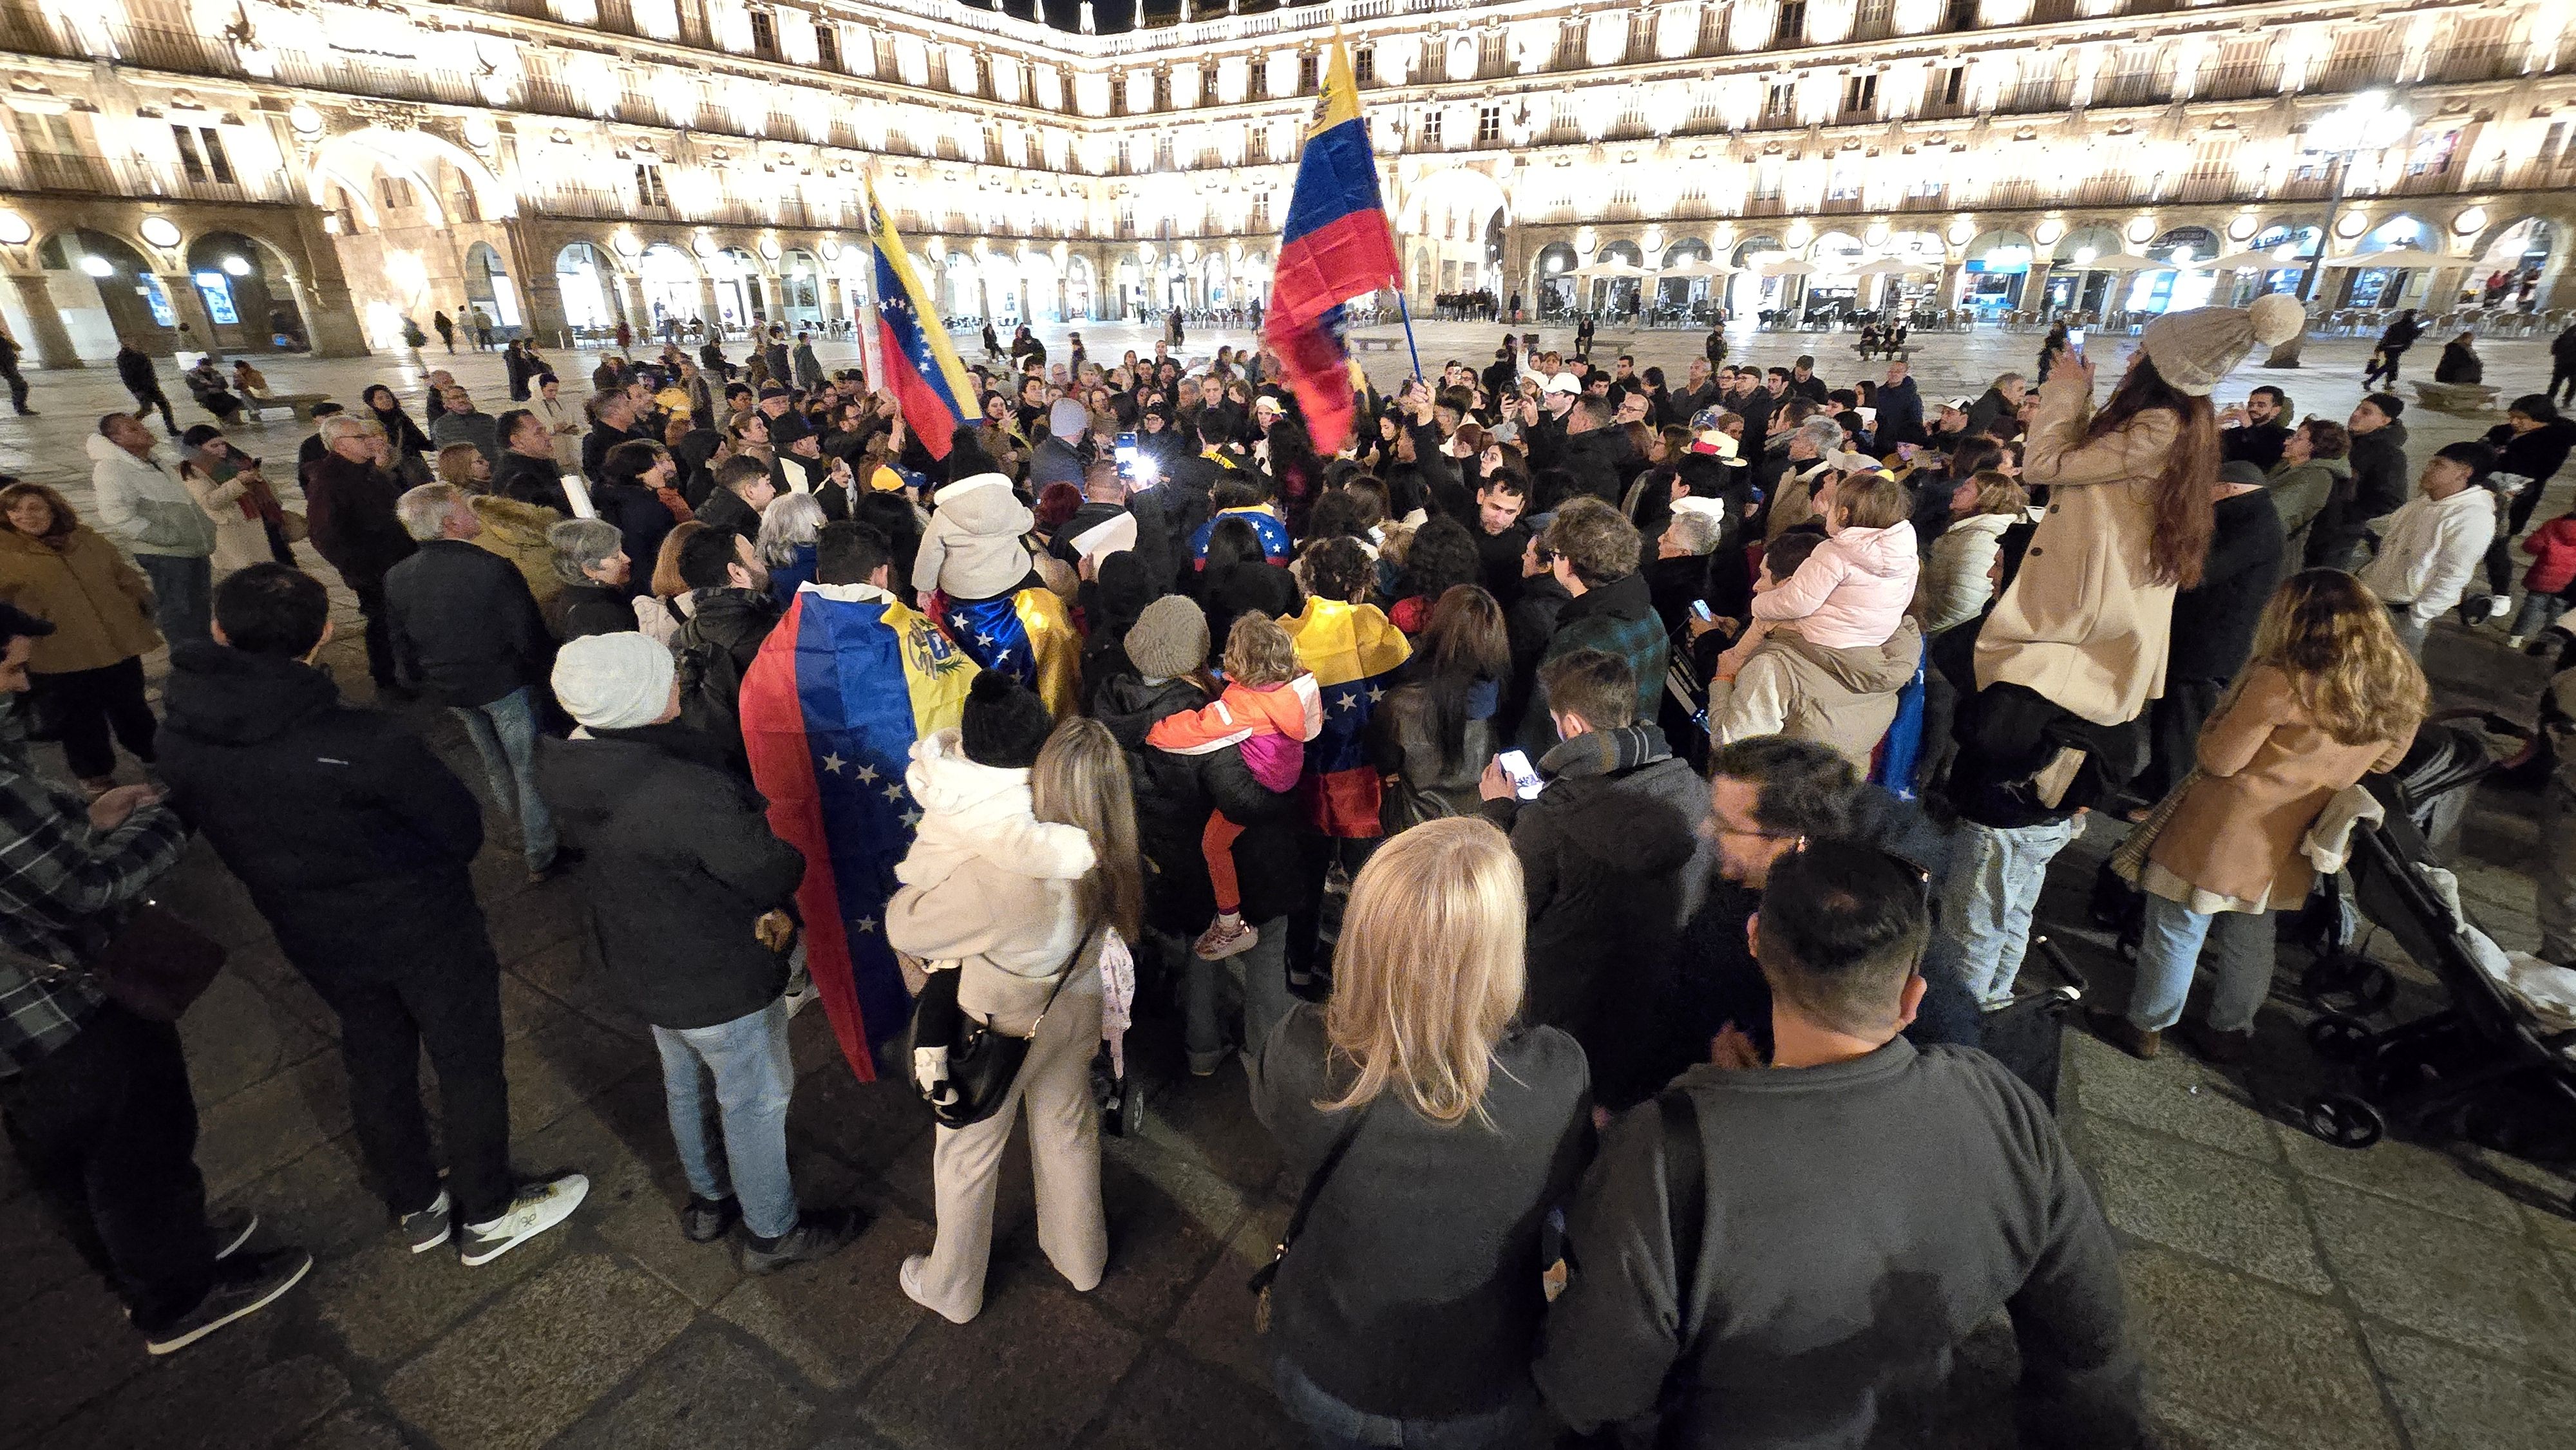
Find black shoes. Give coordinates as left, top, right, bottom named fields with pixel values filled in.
left=741, top=1206, right=867, bottom=1275
left=143, top=1247, right=312, bottom=1355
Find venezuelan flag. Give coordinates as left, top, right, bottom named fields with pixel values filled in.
left=740, top=584, right=979, bottom=1080
left=865, top=182, right=979, bottom=461
left=929, top=586, right=1080, bottom=720
left=1283, top=595, right=1412, bottom=838
left=1186, top=505, right=1294, bottom=569
left=1265, top=33, right=1399, bottom=456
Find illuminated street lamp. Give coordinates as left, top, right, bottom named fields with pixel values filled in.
left=2297, top=91, right=2412, bottom=304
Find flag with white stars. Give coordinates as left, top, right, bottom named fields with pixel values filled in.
left=1281, top=594, right=1412, bottom=839
left=739, top=584, right=978, bottom=1080
left=864, top=180, right=978, bottom=460
left=923, top=585, right=1080, bottom=720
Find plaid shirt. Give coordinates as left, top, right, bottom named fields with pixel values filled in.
left=0, top=706, right=188, bottom=1075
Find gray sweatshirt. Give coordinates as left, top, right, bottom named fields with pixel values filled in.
left=1535, top=1040, right=2145, bottom=1449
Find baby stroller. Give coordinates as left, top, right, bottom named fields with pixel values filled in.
left=2297, top=724, right=2576, bottom=1161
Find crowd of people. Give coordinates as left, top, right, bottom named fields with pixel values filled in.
left=3, top=294, right=2565, bottom=1444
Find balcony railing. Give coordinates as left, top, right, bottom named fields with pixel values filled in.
left=2424, top=45, right=2518, bottom=83
left=2309, top=53, right=2403, bottom=91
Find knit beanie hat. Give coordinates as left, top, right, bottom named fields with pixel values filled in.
left=1124, top=594, right=1211, bottom=681
left=2363, top=391, right=2405, bottom=420
left=2137, top=295, right=2307, bottom=397
left=1048, top=397, right=1090, bottom=442
left=960, top=671, right=1053, bottom=768
left=553, top=632, right=676, bottom=731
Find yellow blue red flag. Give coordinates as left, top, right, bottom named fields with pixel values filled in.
left=1264, top=32, right=1399, bottom=456
left=864, top=181, right=980, bottom=460
left=1282, top=595, right=1412, bottom=837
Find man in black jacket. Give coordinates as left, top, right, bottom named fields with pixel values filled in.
left=694, top=454, right=775, bottom=545
left=581, top=389, right=652, bottom=483
left=2313, top=391, right=2410, bottom=569
left=383, top=485, right=560, bottom=880
left=2138, top=464, right=2282, bottom=804
left=303, top=415, right=417, bottom=695
left=1479, top=650, right=1712, bottom=1106
left=492, top=408, right=574, bottom=516
left=669, top=526, right=781, bottom=767
left=2219, top=385, right=2294, bottom=471
left=1536, top=840, right=2145, bottom=1449
left=538, top=632, right=861, bottom=1272
left=1538, top=395, right=1629, bottom=507
left=159, top=565, right=587, bottom=1267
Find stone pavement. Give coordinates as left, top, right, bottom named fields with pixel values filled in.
left=3, top=321, right=2574, bottom=1450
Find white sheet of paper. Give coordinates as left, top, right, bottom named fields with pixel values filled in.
left=560, top=474, right=596, bottom=519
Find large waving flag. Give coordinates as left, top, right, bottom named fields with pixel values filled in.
left=1264, top=33, right=1399, bottom=456
left=927, top=586, right=1081, bottom=720
left=740, top=583, right=979, bottom=1080
left=864, top=182, right=978, bottom=461
left=1282, top=596, right=1412, bottom=838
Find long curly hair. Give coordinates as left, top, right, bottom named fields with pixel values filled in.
left=2244, top=569, right=2428, bottom=748
left=2083, top=354, right=2217, bottom=588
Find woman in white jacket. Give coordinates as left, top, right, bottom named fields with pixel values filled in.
left=888, top=680, right=1141, bottom=1323
left=1915, top=471, right=2031, bottom=637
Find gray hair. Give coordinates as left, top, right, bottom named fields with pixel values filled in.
left=318, top=413, right=372, bottom=445
left=395, top=484, right=468, bottom=542
left=1993, top=372, right=2026, bottom=391
left=755, top=491, right=826, bottom=567
left=1663, top=509, right=1723, bottom=556
left=548, top=517, right=625, bottom=584
left=1797, top=417, right=1844, bottom=455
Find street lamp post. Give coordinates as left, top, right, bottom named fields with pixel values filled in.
left=2264, top=91, right=2410, bottom=368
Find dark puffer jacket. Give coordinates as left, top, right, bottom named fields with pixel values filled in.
left=1095, top=672, right=1302, bottom=934
left=156, top=643, right=492, bottom=984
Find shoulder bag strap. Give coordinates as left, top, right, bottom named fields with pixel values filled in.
left=1023, top=916, right=1102, bottom=1037
left=1251, top=1093, right=1372, bottom=1297
left=1657, top=1090, right=1707, bottom=1349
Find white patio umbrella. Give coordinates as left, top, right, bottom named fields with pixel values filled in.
left=1756, top=256, right=1818, bottom=277
left=1574, top=261, right=1653, bottom=279
left=1849, top=258, right=1933, bottom=276
left=2202, top=249, right=2312, bottom=272
left=2062, top=252, right=2167, bottom=272
left=2318, top=247, right=2453, bottom=268
left=1656, top=259, right=1741, bottom=278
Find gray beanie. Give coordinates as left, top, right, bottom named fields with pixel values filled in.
left=1048, top=397, right=1090, bottom=442
left=1124, top=595, right=1211, bottom=680
left=553, top=633, right=676, bottom=731
left=2138, top=296, right=2307, bottom=397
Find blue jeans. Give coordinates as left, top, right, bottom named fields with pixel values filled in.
left=2125, top=894, right=2275, bottom=1033
left=1942, top=816, right=2082, bottom=1006
left=135, top=552, right=211, bottom=648
left=453, top=686, right=557, bottom=871
left=652, top=999, right=797, bottom=1240
left=1271, top=1355, right=1536, bottom=1450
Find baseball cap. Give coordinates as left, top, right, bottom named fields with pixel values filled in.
left=1941, top=396, right=1975, bottom=412
left=1543, top=373, right=1581, bottom=396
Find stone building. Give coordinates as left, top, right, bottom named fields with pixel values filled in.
left=0, top=0, right=2568, bottom=364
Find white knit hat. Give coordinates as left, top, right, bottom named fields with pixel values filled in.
left=2139, top=296, right=2308, bottom=397
left=552, top=632, right=677, bottom=731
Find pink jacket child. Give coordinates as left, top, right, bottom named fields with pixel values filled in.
left=1750, top=518, right=1920, bottom=649
left=1147, top=647, right=1325, bottom=963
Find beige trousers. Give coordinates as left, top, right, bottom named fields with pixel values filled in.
left=913, top=959, right=1107, bottom=1323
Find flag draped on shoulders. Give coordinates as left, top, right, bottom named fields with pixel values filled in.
left=865, top=182, right=978, bottom=462
left=739, top=583, right=978, bottom=1080
left=927, top=587, right=1079, bottom=721
left=1283, top=596, right=1411, bottom=838
left=1187, top=506, right=1294, bottom=568
left=1263, top=33, right=1399, bottom=457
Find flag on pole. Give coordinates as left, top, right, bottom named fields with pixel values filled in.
left=1264, top=32, right=1399, bottom=456
left=864, top=182, right=979, bottom=460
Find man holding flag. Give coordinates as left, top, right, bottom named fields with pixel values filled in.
left=1264, top=34, right=1403, bottom=455
left=740, top=520, right=980, bottom=1081
left=864, top=181, right=979, bottom=462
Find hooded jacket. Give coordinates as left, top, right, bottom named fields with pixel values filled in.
left=886, top=728, right=1100, bottom=987
left=156, top=643, right=492, bottom=983
left=2167, top=488, right=2283, bottom=683
left=1915, top=511, right=2022, bottom=636
left=0, top=525, right=160, bottom=675
left=913, top=472, right=1036, bottom=600
left=87, top=433, right=216, bottom=559
left=1750, top=519, right=1918, bottom=649
left=2265, top=455, right=2346, bottom=574
left=1479, top=723, right=1714, bottom=1106
left=1711, top=617, right=1924, bottom=773
left=536, top=722, right=804, bottom=1029
left=1095, top=672, right=1304, bottom=933
left=468, top=493, right=565, bottom=605
left=893, top=728, right=1095, bottom=924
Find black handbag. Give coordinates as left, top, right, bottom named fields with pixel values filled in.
left=904, top=919, right=1099, bottom=1131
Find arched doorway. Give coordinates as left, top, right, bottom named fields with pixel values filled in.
left=2342, top=216, right=2432, bottom=309
left=636, top=243, right=703, bottom=333
left=1730, top=234, right=1786, bottom=315
left=2228, top=223, right=2320, bottom=305
left=184, top=231, right=306, bottom=353
left=2130, top=225, right=2222, bottom=314
left=778, top=249, right=824, bottom=329
left=1804, top=231, right=1867, bottom=322
left=710, top=247, right=763, bottom=332
left=39, top=229, right=172, bottom=359
left=1590, top=240, right=1645, bottom=317
left=1657, top=238, right=1712, bottom=317
left=1023, top=251, right=1062, bottom=324
left=1531, top=241, right=1577, bottom=318
left=2466, top=218, right=2554, bottom=309
left=1063, top=254, right=1095, bottom=322
left=1961, top=228, right=2035, bottom=316
left=554, top=243, right=617, bottom=334
left=461, top=242, right=522, bottom=339
left=2045, top=224, right=2127, bottom=315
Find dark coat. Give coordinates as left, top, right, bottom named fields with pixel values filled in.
left=495, top=449, right=574, bottom=517
left=2168, top=488, right=2284, bottom=683
left=1560, top=428, right=1631, bottom=507
left=549, top=581, right=635, bottom=641
left=1478, top=730, right=1710, bottom=1106
left=383, top=539, right=553, bottom=709
left=301, top=453, right=416, bottom=586
left=1197, top=561, right=1302, bottom=669
left=1094, top=673, right=1304, bottom=932
left=156, top=643, right=492, bottom=985
left=672, top=587, right=781, bottom=764
left=535, top=724, right=804, bottom=1030
left=1520, top=570, right=1669, bottom=753
left=582, top=421, right=649, bottom=483
left=2220, top=421, right=2293, bottom=473
left=693, top=485, right=762, bottom=545
left=590, top=481, right=678, bottom=596
left=1876, top=375, right=1926, bottom=447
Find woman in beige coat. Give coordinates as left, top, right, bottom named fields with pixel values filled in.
left=0, top=483, right=162, bottom=791
left=887, top=690, right=1139, bottom=1324
left=2097, top=571, right=2424, bottom=1062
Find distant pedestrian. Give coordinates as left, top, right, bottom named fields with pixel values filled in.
left=115, top=344, right=179, bottom=434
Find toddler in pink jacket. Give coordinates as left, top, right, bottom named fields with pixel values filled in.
left=1747, top=471, right=1920, bottom=649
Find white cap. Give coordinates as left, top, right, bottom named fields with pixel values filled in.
left=1543, top=372, right=1581, bottom=396
left=1942, top=396, right=1975, bottom=413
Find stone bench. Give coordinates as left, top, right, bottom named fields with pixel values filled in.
left=1851, top=343, right=1915, bottom=361
left=2411, top=381, right=2501, bottom=417
left=1350, top=336, right=1406, bottom=352
left=248, top=393, right=336, bottom=422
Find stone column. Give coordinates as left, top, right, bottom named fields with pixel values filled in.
left=156, top=272, right=220, bottom=362
left=283, top=209, right=372, bottom=358
left=2023, top=261, right=2052, bottom=319
left=8, top=272, right=82, bottom=368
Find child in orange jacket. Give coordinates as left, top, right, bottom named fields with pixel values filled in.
left=2511, top=510, right=2576, bottom=645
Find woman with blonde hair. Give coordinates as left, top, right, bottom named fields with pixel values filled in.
left=889, top=699, right=1138, bottom=1324
left=2097, top=569, right=2427, bottom=1062
left=634, top=520, right=703, bottom=646
left=1252, top=816, right=1591, bottom=1447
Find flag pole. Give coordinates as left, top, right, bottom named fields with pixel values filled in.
left=1394, top=288, right=1425, bottom=382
